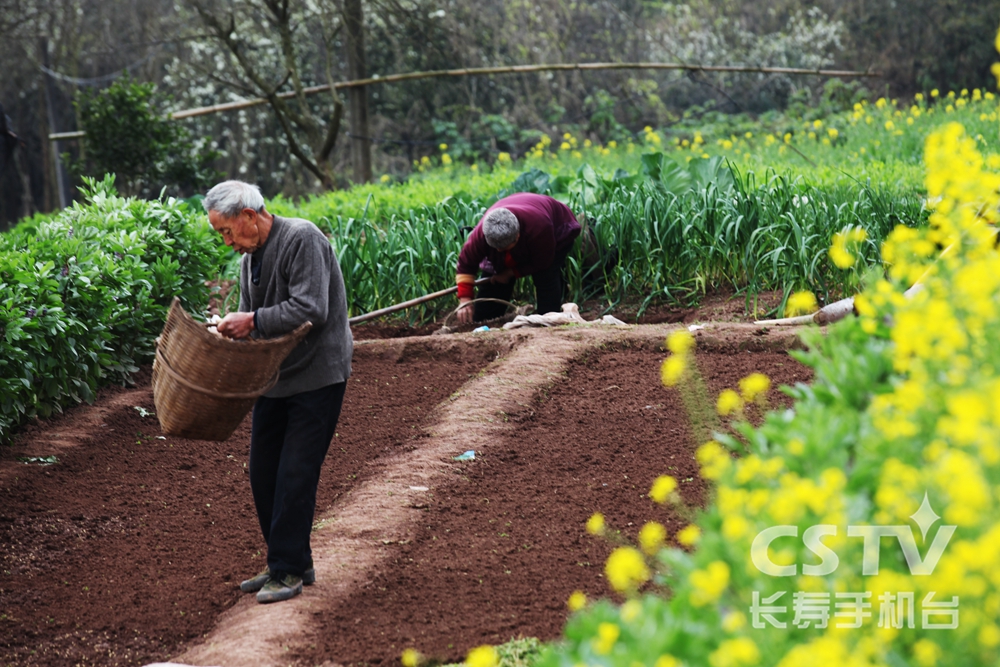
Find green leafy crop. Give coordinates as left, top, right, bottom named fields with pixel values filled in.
left=0, top=175, right=225, bottom=442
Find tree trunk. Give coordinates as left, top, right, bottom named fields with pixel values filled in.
left=40, top=38, right=71, bottom=209
left=344, top=0, right=371, bottom=183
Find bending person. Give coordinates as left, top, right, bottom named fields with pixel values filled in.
left=455, top=192, right=581, bottom=323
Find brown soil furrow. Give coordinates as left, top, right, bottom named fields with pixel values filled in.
left=171, top=331, right=594, bottom=667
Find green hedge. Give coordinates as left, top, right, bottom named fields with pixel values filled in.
left=0, top=176, right=226, bottom=442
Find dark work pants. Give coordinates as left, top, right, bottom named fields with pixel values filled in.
left=249, top=381, right=346, bottom=577
left=473, top=246, right=572, bottom=322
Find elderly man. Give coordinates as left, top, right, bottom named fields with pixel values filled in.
left=455, top=192, right=581, bottom=323
left=205, top=180, right=352, bottom=603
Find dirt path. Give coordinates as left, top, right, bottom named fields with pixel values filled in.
left=172, top=330, right=598, bottom=667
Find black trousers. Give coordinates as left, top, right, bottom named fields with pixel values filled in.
left=473, top=246, right=571, bottom=322
left=249, top=381, right=346, bottom=576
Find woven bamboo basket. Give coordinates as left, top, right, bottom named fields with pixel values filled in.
left=152, top=298, right=312, bottom=441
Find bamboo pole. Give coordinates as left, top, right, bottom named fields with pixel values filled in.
left=50, top=61, right=880, bottom=139
left=348, top=277, right=491, bottom=325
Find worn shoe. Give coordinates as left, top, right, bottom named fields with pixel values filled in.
left=256, top=571, right=303, bottom=603
left=240, top=563, right=315, bottom=593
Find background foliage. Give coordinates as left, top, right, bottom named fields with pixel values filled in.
left=2, top=0, right=999, bottom=227
left=70, top=77, right=220, bottom=197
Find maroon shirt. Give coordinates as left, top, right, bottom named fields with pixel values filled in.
left=455, top=194, right=581, bottom=297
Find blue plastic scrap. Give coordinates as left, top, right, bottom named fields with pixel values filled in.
left=453, top=450, right=476, bottom=461
left=473, top=325, right=490, bottom=332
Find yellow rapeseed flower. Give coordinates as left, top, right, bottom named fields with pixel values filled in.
left=721, top=611, right=747, bottom=633
left=738, top=372, right=770, bottom=402
left=655, top=656, right=681, bottom=667
left=638, top=521, right=667, bottom=554
left=586, top=512, right=606, bottom=535
left=649, top=475, right=677, bottom=503
left=591, top=622, right=620, bottom=655
left=689, top=560, right=730, bottom=606
left=912, top=639, right=942, bottom=666
left=441, top=153, right=453, bottom=166
left=829, top=231, right=857, bottom=268
left=676, top=524, right=701, bottom=546
left=709, top=638, right=759, bottom=667
left=401, top=648, right=423, bottom=667
left=466, top=646, right=498, bottom=667
left=605, top=547, right=650, bottom=592
left=661, top=355, right=687, bottom=386
left=497, top=152, right=511, bottom=164
left=785, top=290, right=818, bottom=316
left=439, top=143, right=448, bottom=151
left=697, top=441, right=731, bottom=480
left=567, top=590, right=587, bottom=611
left=666, top=329, right=695, bottom=355
left=716, top=389, right=743, bottom=416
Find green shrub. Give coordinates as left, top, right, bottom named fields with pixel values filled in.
left=0, top=175, right=225, bottom=442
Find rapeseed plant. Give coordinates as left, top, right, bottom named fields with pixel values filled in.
left=538, top=30, right=1000, bottom=667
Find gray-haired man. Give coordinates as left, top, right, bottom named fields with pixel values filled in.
left=455, top=193, right=581, bottom=323
left=205, top=180, right=352, bottom=603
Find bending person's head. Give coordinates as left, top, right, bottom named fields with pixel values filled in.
left=482, top=207, right=519, bottom=250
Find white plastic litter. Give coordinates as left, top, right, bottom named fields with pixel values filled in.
left=688, top=324, right=705, bottom=331
left=502, top=303, right=628, bottom=330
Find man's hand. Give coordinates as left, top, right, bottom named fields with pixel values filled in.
left=217, top=311, right=256, bottom=339
left=455, top=298, right=474, bottom=324
left=491, top=269, right=516, bottom=285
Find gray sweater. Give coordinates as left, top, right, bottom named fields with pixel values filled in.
left=239, top=215, right=353, bottom=397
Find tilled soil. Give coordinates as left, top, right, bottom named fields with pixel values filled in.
left=292, top=345, right=812, bottom=666
left=0, top=327, right=810, bottom=667
left=0, top=339, right=503, bottom=667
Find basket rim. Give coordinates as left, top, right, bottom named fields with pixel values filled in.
left=166, top=297, right=313, bottom=352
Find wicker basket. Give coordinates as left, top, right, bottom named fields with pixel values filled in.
left=152, top=298, right=312, bottom=441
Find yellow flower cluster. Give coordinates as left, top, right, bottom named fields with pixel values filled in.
left=829, top=226, right=867, bottom=269
left=649, top=474, right=677, bottom=503
left=560, top=32, right=1000, bottom=667
left=605, top=546, right=650, bottom=593
left=785, top=290, right=818, bottom=316
left=586, top=512, right=606, bottom=535
left=661, top=329, right=694, bottom=387
left=466, top=645, right=498, bottom=667
left=690, top=560, right=730, bottom=606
